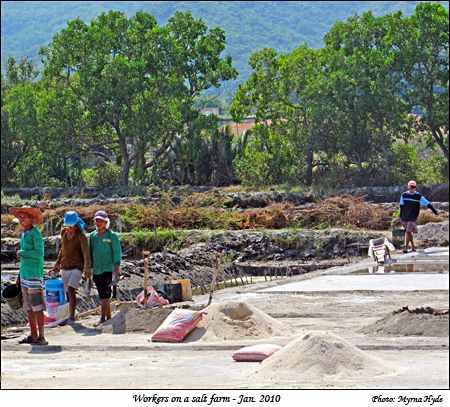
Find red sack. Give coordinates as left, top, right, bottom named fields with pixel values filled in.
left=232, top=344, right=282, bottom=362
left=151, top=308, right=203, bottom=342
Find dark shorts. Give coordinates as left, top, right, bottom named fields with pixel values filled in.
left=93, top=272, right=112, bottom=300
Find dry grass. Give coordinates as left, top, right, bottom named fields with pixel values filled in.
left=238, top=203, right=296, bottom=229
left=1, top=214, right=21, bottom=238
left=416, top=211, right=446, bottom=225
left=4, top=195, right=443, bottom=237
left=295, top=195, right=392, bottom=230
left=44, top=204, right=120, bottom=231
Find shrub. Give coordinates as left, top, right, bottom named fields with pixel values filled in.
left=0, top=192, right=26, bottom=207
left=81, top=162, right=121, bottom=187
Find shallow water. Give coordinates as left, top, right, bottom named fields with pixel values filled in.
left=350, top=262, right=449, bottom=275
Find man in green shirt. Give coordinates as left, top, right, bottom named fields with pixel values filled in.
left=9, top=206, right=48, bottom=345
left=89, top=210, right=122, bottom=326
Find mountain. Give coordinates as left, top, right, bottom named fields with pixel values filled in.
left=2, top=1, right=448, bottom=99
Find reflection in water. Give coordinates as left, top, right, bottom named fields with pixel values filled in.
left=355, top=262, right=448, bottom=274
left=406, top=263, right=415, bottom=273
left=368, top=266, right=386, bottom=274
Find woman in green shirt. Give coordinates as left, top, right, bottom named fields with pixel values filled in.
left=89, top=210, right=121, bottom=326
left=9, top=206, right=48, bottom=345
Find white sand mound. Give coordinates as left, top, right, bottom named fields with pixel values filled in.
left=246, top=331, right=393, bottom=381
left=186, top=301, right=294, bottom=342
left=360, top=307, right=449, bottom=337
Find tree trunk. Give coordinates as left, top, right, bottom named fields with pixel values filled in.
left=378, top=117, right=391, bottom=186
left=432, top=128, right=449, bottom=168
left=0, top=167, right=10, bottom=187
left=114, top=125, right=130, bottom=186
left=138, top=142, right=146, bottom=181
left=305, top=149, right=313, bottom=186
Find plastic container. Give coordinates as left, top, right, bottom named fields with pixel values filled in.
left=392, top=229, right=405, bottom=248
left=2, top=284, right=23, bottom=310
left=171, top=279, right=193, bottom=301
left=45, top=279, right=65, bottom=306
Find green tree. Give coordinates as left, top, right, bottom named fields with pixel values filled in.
left=395, top=2, right=449, bottom=173
left=230, top=46, right=324, bottom=185
left=1, top=57, right=41, bottom=186
left=41, top=11, right=161, bottom=185
left=41, top=10, right=237, bottom=186
left=321, top=11, right=413, bottom=185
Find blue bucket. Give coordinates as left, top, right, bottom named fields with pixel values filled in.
left=45, top=279, right=65, bottom=306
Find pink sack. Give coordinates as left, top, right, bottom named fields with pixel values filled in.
left=151, top=308, right=203, bottom=342
left=232, top=344, right=282, bottom=362
left=135, top=286, right=169, bottom=307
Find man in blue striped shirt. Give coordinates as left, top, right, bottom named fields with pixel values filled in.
left=399, top=180, right=438, bottom=253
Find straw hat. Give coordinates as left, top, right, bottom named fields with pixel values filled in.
left=9, top=206, right=43, bottom=225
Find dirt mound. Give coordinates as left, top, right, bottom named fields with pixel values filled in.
left=360, top=307, right=449, bottom=337
left=246, top=331, right=393, bottom=381
left=100, top=304, right=173, bottom=334
left=416, top=221, right=449, bottom=247
left=186, top=301, right=294, bottom=342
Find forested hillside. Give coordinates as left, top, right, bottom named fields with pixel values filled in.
left=2, top=1, right=448, bottom=97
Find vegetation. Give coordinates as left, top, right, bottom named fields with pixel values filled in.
left=1, top=3, right=448, bottom=189
left=231, top=3, right=448, bottom=186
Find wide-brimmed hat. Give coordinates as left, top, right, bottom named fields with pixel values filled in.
left=9, top=206, right=43, bottom=225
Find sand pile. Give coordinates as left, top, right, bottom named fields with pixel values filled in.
left=360, top=307, right=449, bottom=337
left=245, top=331, right=393, bottom=381
left=186, top=301, right=294, bottom=342
left=100, top=305, right=173, bottom=334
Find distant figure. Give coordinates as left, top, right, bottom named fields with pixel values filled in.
left=52, top=211, right=91, bottom=323
left=399, top=180, right=438, bottom=253
left=9, top=206, right=48, bottom=345
left=89, top=210, right=122, bottom=326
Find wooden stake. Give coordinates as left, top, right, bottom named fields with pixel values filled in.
left=142, top=250, right=150, bottom=308
left=206, top=253, right=222, bottom=307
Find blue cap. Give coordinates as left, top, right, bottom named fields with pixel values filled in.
left=63, top=211, right=86, bottom=232
left=63, top=211, right=79, bottom=227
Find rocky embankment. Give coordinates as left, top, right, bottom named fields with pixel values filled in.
left=2, top=184, right=448, bottom=211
